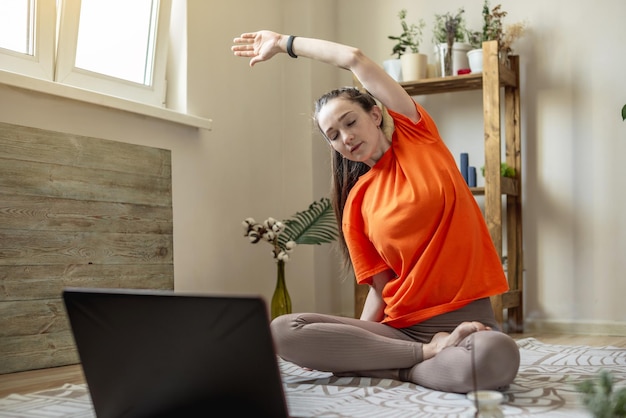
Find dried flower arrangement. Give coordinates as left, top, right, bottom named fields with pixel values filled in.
left=242, top=197, right=338, bottom=264
left=242, top=197, right=338, bottom=318
left=432, top=8, right=468, bottom=76
left=501, top=21, right=527, bottom=56
left=433, top=8, right=467, bottom=45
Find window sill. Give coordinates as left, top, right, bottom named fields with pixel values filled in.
left=0, top=71, right=213, bottom=131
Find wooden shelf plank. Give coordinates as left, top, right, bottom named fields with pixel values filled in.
left=399, top=60, right=517, bottom=97
left=469, top=177, right=518, bottom=196
left=501, top=176, right=519, bottom=196
left=400, top=74, right=483, bottom=95
left=501, top=289, right=522, bottom=309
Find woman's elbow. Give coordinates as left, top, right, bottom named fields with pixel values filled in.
left=342, top=47, right=367, bottom=70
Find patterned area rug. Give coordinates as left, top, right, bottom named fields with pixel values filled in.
left=0, top=338, right=624, bottom=417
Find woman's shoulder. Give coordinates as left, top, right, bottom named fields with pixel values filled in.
left=387, top=100, right=440, bottom=140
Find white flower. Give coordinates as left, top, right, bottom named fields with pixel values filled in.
left=264, top=217, right=277, bottom=229
left=243, top=214, right=299, bottom=264
left=263, top=230, right=276, bottom=242
left=272, top=221, right=285, bottom=234
left=277, top=251, right=290, bottom=262
left=248, top=231, right=261, bottom=243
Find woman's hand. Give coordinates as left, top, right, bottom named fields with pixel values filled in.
left=232, top=30, right=282, bottom=67
left=359, top=269, right=395, bottom=322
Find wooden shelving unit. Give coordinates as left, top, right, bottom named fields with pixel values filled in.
left=354, top=41, right=524, bottom=332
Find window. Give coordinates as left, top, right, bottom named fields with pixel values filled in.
left=0, top=0, right=36, bottom=55
left=0, top=0, right=171, bottom=107
left=0, top=0, right=56, bottom=80
left=74, top=1, right=158, bottom=84
left=56, top=0, right=171, bottom=106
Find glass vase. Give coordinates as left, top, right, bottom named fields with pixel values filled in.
left=271, top=260, right=292, bottom=319
left=444, top=41, right=453, bottom=76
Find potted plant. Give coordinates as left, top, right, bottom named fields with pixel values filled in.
left=432, top=8, right=471, bottom=77
left=387, top=9, right=427, bottom=82
left=466, top=1, right=526, bottom=73
left=466, top=30, right=485, bottom=73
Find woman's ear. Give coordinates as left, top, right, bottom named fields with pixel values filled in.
left=378, top=104, right=395, bottom=142
left=370, top=105, right=383, bottom=126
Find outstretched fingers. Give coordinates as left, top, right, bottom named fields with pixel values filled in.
left=231, top=46, right=254, bottom=56
left=231, top=35, right=253, bottom=52
left=231, top=31, right=279, bottom=67
left=231, top=33, right=257, bottom=65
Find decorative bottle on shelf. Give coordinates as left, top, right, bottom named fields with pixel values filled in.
left=271, top=260, right=292, bottom=319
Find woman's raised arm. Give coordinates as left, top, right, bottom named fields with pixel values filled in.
left=232, top=30, right=417, bottom=122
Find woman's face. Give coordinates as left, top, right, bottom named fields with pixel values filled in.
left=317, top=97, right=388, bottom=167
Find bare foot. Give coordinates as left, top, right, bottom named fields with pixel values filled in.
left=423, top=321, right=490, bottom=360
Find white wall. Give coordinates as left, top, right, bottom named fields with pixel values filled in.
left=182, top=0, right=352, bottom=315
left=0, top=0, right=624, bottom=333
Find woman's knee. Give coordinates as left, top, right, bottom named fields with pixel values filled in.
left=472, top=331, right=520, bottom=389
left=269, top=313, right=318, bottom=357
left=270, top=313, right=298, bottom=346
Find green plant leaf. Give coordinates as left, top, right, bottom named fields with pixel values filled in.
left=389, top=9, right=426, bottom=56
left=613, top=387, right=626, bottom=416
left=480, top=163, right=516, bottom=178
left=278, top=197, right=338, bottom=247
left=575, top=370, right=626, bottom=418
left=622, top=104, right=626, bottom=121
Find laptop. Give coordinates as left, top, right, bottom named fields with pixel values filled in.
left=63, top=288, right=289, bottom=418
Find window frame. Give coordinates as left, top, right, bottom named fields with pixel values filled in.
left=0, top=0, right=56, bottom=80
left=54, top=0, right=171, bottom=107
left=0, top=0, right=211, bottom=129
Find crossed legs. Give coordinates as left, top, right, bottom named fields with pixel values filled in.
left=270, top=298, right=520, bottom=393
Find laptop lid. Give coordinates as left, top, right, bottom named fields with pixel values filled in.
left=63, top=288, right=289, bottom=418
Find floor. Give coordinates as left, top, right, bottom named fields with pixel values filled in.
left=1, top=333, right=624, bottom=399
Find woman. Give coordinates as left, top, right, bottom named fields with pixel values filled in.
left=232, top=30, right=520, bottom=393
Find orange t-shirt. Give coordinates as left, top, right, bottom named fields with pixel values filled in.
left=343, top=101, right=508, bottom=328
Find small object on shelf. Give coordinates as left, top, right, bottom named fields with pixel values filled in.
left=435, top=42, right=471, bottom=77
left=460, top=153, right=469, bottom=183
left=469, top=166, right=477, bottom=187
left=457, top=68, right=471, bottom=75
left=383, top=59, right=403, bottom=82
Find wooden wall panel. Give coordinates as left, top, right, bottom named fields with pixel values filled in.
left=0, top=122, right=174, bottom=374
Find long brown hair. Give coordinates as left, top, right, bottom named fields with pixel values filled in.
left=314, top=87, right=383, bottom=273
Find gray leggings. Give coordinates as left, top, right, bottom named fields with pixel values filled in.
left=270, top=298, right=520, bottom=393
